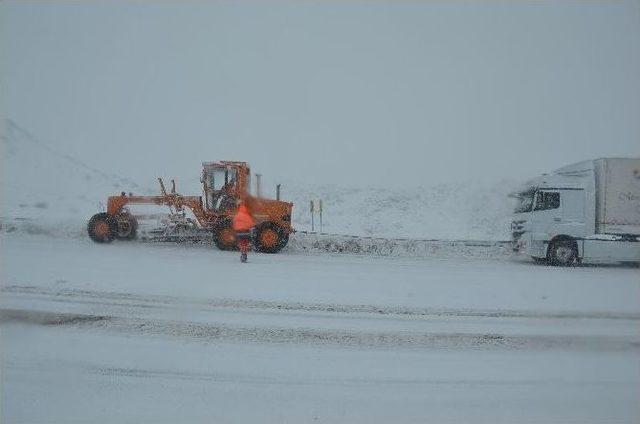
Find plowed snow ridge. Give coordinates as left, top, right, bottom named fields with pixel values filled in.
left=3, top=285, right=639, bottom=321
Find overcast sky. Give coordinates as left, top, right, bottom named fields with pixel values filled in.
left=2, top=1, right=639, bottom=189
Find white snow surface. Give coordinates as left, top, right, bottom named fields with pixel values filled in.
left=1, top=234, right=639, bottom=423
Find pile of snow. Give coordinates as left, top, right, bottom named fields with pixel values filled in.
left=1, top=119, right=516, bottom=242
left=281, top=179, right=516, bottom=241
left=288, top=232, right=512, bottom=260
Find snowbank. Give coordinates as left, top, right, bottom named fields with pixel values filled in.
left=287, top=231, right=512, bottom=260
left=281, top=179, right=516, bottom=240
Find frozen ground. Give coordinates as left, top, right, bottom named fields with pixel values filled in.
left=2, top=233, right=639, bottom=423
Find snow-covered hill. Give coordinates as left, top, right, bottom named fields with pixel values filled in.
left=1, top=119, right=516, bottom=241
left=1, top=120, right=154, bottom=235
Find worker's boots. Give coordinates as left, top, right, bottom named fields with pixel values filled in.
left=240, top=252, right=247, bottom=263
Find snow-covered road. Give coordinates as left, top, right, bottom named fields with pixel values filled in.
left=2, top=234, right=639, bottom=423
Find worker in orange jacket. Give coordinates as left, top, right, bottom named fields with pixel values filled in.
left=233, top=202, right=255, bottom=263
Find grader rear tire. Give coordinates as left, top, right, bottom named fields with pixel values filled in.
left=254, top=222, right=287, bottom=254
left=87, top=213, right=117, bottom=243
left=214, top=219, right=237, bottom=251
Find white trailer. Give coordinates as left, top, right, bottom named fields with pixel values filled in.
left=511, top=158, right=640, bottom=266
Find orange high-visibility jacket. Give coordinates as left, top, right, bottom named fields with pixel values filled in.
left=233, top=205, right=255, bottom=231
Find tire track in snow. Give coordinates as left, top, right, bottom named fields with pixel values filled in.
left=93, top=367, right=629, bottom=389
left=2, top=308, right=639, bottom=352
left=3, top=285, right=639, bottom=321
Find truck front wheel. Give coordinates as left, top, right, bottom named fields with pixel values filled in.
left=548, top=239, right=577, bottom=266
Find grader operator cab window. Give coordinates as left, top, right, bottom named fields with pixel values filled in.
left=205, top=166, right=238, bottom=211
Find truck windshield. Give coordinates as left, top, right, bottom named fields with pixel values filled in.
left=513, top=192, right=535, bottom=213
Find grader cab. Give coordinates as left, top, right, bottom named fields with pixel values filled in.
left=87, top=161, right=293, bottom=253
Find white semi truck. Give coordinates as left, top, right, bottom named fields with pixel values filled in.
left=511, top=158, right=640, bottom=266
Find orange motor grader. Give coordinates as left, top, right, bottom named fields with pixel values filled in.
left=87, top=161, right=293, bottom=253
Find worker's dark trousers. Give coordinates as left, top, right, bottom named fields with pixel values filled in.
left=236, top=232, right=252, bottom=255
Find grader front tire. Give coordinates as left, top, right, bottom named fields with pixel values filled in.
left=87, top=213, right=117, bottom=243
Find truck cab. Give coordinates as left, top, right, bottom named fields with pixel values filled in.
left=511, top=158, right=640, bottom=266
left=512, top=180, right=589, bottom=263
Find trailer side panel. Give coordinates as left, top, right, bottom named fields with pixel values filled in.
left=594, top=158, right=640, bottom=235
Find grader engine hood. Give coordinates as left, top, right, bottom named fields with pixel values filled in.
left=246, top=197, right=293, bottom=232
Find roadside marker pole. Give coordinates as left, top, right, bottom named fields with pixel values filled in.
left=310, top=200, right=315, bottom=232
left=319, top=199, right=323, bottom=233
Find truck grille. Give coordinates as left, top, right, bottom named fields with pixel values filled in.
left=511, top=220, right=526, bottom=241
